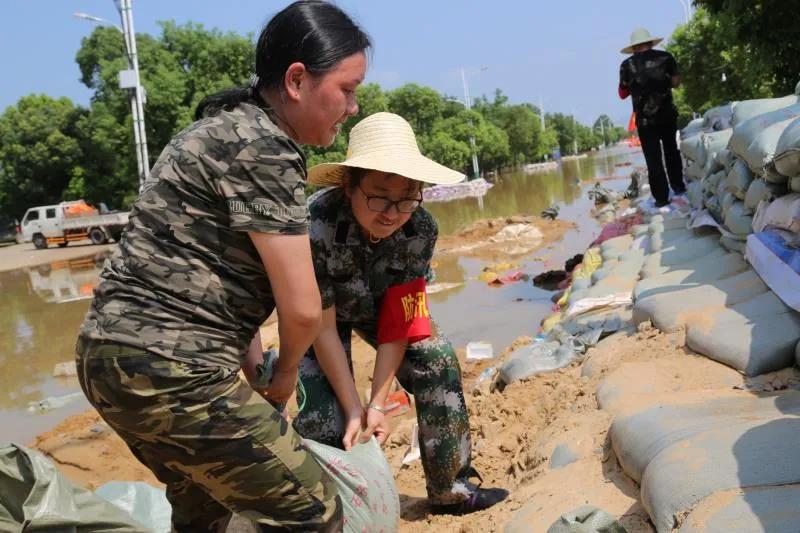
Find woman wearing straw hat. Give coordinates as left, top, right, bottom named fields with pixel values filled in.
left=619, top=27, right=685, bottom=208
left=294, top=112, right=509, bottom=514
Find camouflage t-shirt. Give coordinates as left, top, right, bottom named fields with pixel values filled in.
left=79, top=99, right=309, bottom=368
left=308, top=187, right=437, bottom=335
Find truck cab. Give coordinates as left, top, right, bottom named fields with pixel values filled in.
left=20, top=200, right=129, bottom=249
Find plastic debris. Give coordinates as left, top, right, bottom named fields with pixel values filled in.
left=401, top=423, right=421, bottom=465
left=466, top=342, right=494, bottom=361
left=426, top=282, right=463, bottom=294
left=422, top=178, right=493, bottom=203
left=27, top=391, right=85, bottom=414
left=95, top=482, right=171, bottom=532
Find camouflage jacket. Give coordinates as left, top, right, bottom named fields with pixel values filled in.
left=308, top=187, right=437, bottom=335
left=80, top=99, right=309, bottom=368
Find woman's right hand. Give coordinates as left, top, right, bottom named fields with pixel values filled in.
left=342, top=407, right=364, bottom=450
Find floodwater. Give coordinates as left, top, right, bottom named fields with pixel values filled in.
left=0, top=145, right=643, bottom=444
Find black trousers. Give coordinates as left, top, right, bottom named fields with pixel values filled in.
left=639, top=121, right=685, bottom=204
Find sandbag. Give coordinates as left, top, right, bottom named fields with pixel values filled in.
left=791, top=175, right=800, bottom=193
left=680, top=133, right=704, bottom=162
left=742, top=116, right=799, bottom=173
left=679, top=485, right=800, bottom=533
left=751, top=192, right=800, bottom=233
left=681, top=118, right=705, bottom=139
left=611, top=391, right=800, bottom=532
left=698, top=129, right=732, bottom=167
left=641, top=234, right=721, bottom=271
left=703, top=169, right=726, bottom=196
left=304, top=438, right=400, bottom=533
left=715, top=148, right=735, bottom=171
left=633, top=252, right=748, bottom=300
left=632, top=270, right=768, bottom=331
left=0, top=444, right=150, bottom=531
left=773, top=115, right=800, bottom=178
left=686, top=158, right=705, bottom=181
left=718, top=235, right=747, bottom=254
left=743, top=178, right=785, bottom=213
left=730, top=103, right=800, bottom=158
left=722, top=201, right=753, bottom=237
left=720, top=191, right=737, bottom=218
left=687, top=180, right=704, bottom=209
left=725, top=159, right=753, bottom=199
left=685, top=290, right=800, bottom=375
left=730, top=94, right=799, bottom=127
left=708, top=105, right=735, bottom=132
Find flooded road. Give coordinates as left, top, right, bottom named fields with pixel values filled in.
left=0, top=145, right=642, bottom=444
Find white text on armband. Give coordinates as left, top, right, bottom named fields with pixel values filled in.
left=228, top=200, right=309, bottom=221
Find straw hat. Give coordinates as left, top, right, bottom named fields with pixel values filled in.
left=621, top=28, right=663, bottom=54
left=308, top=112, right=465, bottom=187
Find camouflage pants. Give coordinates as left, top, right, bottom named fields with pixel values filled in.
left=75, top=337, right=342, bottom=532
left=292, top=321, right=474, bottom=505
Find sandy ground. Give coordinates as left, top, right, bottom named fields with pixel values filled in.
left=26, top=213, right=757, bottom=531
left=0, top=240, right=115, bottom=273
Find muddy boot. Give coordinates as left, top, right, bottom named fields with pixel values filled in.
left=430, top=487, right=509, bottom=516
left=429, top=468, right=509, bottom=516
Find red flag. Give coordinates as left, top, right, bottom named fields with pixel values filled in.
left=627, top=112, right=637, bottom=133
left=377, top=278, right=432, bottom=345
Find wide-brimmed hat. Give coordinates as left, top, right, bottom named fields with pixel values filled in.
left=308, top=112, right=465, bottom=187
left=621, top=27, right=663, bottom=54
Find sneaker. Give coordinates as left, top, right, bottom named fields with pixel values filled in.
left=430, top=487, right=510, bottom=516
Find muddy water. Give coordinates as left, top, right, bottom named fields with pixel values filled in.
left=0, top=145, right=643, bottom=444
left=425, top=145, right=643, bottom=350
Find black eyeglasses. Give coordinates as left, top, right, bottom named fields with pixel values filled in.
left=357, top=185, right=422, bottom=213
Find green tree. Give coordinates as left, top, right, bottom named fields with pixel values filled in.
left=387, top=84, right=445, bottom=135
left=74, top=22, right=255, bottom=207
left=0, top=95, right=85, bottom=218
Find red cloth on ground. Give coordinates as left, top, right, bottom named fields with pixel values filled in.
left=377, top=277, right=432, bottom=345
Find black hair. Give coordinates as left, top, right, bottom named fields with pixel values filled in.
left=195, top=0, right=371, bottom=120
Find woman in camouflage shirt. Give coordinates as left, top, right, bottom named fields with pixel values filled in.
left=75, top=2, right=370, bottom=530
left=294, top=113, right=509, bottom=515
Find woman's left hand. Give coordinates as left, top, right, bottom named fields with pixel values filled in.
left=360, top=405, right=391, bottom=445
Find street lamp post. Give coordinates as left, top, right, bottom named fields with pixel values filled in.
left=677, top=0, right=691, bottom=24
left=75, top=0, right=149, bottom=191
left=460, top=68, right=481, bottom=180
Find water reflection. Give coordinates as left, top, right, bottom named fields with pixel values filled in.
left=0, top=253, right=106, bottom=410
left=426, top=146, right=635, bottom=235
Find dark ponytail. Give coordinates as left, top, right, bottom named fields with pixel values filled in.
left=195, top=0, right=371, bottom=120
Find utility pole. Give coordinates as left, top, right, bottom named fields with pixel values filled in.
left=539, top=95, right=545, bottom=130
left=116, top=0, right=150, bottom=190
left=572, top=111, right=578, bottom=155
left=461, top=68, right=481, bottom=180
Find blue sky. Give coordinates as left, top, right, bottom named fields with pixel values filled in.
left=1, top=1, right=689, bottom=127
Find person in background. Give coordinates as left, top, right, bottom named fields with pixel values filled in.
left=294, top=112, right=509, bottom=515
left=619, top=27, right=685, bottom=208
left=75, top=1, right=370, bottom=530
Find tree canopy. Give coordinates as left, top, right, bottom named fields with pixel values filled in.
left=0, top=22, right=617, bottom=218
left=667, top=2, right=800, bottom=124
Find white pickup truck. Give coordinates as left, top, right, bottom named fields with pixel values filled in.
left=20, top=200, right=129, bottom=249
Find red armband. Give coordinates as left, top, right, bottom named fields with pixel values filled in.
left=377, top=277, right=432, bottom=345
left=618, top=84, right=630, bottom=99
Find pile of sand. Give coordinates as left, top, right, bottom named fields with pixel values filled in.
left=436, top=215, right=573, bottom=259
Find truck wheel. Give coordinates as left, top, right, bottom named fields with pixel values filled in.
left=89, top=228, right=108, bottom=245
left=33, top=234, right=47, bottom=249
left=58, top=241, right=69, bottom=248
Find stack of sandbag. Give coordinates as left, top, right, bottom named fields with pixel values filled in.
left=630, top=217, right=800, bottom=377
left=677, top=91, right=800, bottom=248
left=609, top=390, right=800, bottom=532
